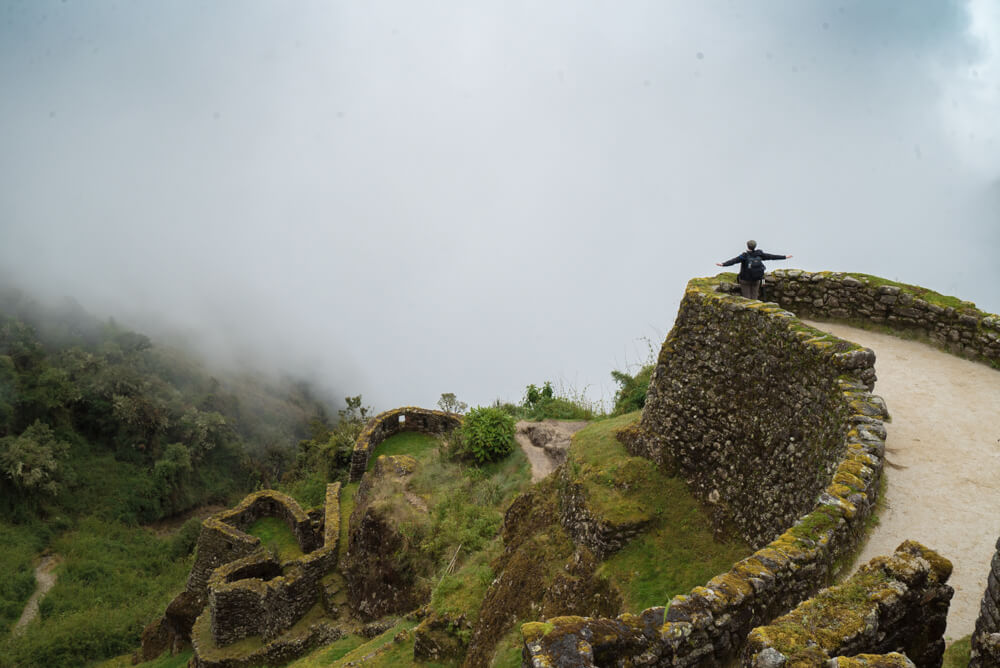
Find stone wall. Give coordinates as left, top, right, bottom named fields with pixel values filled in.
left=144, top=484, right=342, bottom=665
left=203, top=489, right=340, bottom=646
left=212, top=489, right=323, bottom=555
left=556, top=461, right=657, bottom=560
left=743, top=540, right=953, bottom=667
left=621, top=276, right=881, bottom=549
left=734, top=270, right=1000, bottom=367
left=971, top=536, right=1000, bottom=667
left=349, top=407, right=462, bottom=482
left=525, top=275, right=889, bottom=666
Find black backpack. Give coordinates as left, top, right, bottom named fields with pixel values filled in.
left=745, top=251, right=765, bottom=280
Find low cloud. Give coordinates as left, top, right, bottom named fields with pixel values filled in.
left=1, top=1, right=997, bottom=411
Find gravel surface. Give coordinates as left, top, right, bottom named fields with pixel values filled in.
left=805, top=320, right=1000, bottom=641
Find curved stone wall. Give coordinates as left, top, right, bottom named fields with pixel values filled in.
left=744, top=540, right=953, bottom=667
left=739, top=270, right=1000, bottom=367
left=621, top=276, right=881, bottom=549
left=144, top=484, right=343, bottom=667
left=199, top=487, right=340, bottom=647
left=526, top=275, right=890, bottom=666
left=349, top=407, right=462, bottom=482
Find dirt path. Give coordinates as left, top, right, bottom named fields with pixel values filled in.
left=804, top=320, right=1000, bottom=641
left=515, top=420, right=589, bottom=482
left=12, top=554, right=60, bottom=636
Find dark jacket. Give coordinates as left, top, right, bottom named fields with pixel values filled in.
left=721, top=250, right=788, bottom=281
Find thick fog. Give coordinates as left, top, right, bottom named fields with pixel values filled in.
left=1, top=1, right=998, bottom=412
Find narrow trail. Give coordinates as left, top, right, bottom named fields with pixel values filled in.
left=12, top=554, right=60, bottom=636
left=515, top=420, right=588, bottom=482
left=805, top=320, right=1000, bottom=640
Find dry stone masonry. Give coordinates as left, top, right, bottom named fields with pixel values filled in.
left=743, top=540, right=953, bottom=667
left=736, top=270, right=1000, bottom=367
left=527, top=274, right=891, bottom=666
left=141, top=486, right=343, bottom=667
left=971, top=537, right=1000, bottom=667
left=348, top=406, right=461, bottom=482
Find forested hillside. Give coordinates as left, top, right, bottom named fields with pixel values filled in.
left=0, top=285, right=336, bottom=664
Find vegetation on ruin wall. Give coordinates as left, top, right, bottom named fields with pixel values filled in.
left=289, top=431, right=532, bottom=667
left=247, top=516, right=305, bottom=562
left=367, top=430, right=441, bottom=468
left=842, top=272, right=981, bottom=313
left=716, top=270, right=987, bottom=315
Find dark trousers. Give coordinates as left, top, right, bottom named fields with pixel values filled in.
left=739, top=279, right=761, bottom=300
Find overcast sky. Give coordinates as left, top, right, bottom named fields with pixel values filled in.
left=1, top=1, right=998, bottom=413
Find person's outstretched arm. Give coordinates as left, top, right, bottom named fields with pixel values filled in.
left=760, top=252, right=792, bottom=261
left=716, top=255, right=743, bottom=267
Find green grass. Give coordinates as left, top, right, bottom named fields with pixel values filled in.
left=942, top=635, right=971, bottom=668
left=368, top=432, right=441, bottom=469
left=288, top=619, right=458, bottom=667
left=294, top=633, right=366, bottom=665
left=0, top=517, right=192, bottom=668
left=0, top=521, right=49, bottom=635
left=568, top=412, right=667, bottom=525
left=430, top=541, right=500, bottom=622
left=246, top=516, right=304, bottom=562
left=575, top=413, right=751, bottom=610
left=489, top=627, right=525, bottom=668
left=97, top=648, right=194, bottom=668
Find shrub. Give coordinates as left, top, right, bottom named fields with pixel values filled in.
left=610, top=364, right=654, bottom=415
left=455, top=407, right=515, bottom=464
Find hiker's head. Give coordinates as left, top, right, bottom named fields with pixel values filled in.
left=746, top=239, right=757, bottom=250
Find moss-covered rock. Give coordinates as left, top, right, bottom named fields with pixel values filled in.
left=343, top=456, right=432, bottom=622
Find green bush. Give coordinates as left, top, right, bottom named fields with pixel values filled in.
left=610, top=364, right=654, bottom=415
left=455, top=407, right=515, bottom=464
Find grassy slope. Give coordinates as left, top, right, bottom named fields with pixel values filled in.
left=367, top=431, right=442, bottom=468
left=1, top=519, right=192, bottom=668
left=291, top=619, right=457, bottom=668
left=571, top=413, right=751, bottom=612
left=472, top=412, right=751, bottom=664
left=288, top=432, right=532, bottom=668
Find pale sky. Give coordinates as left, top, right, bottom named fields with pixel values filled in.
left=1, top=1, right=998, bottom=412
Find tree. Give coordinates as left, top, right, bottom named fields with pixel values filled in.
left=0, top=420, right=70, bottom=496
left=437, top=392, right=468, bottom=414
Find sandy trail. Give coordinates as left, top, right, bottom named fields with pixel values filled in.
left=804, top=320, right=1000, bottom=641
left=12, top=554, right=60, bottom=636
left=516, top=420, right=588, bottom=482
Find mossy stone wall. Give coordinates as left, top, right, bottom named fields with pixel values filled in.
left=525, top=275, right=889, bottom=666
left=739, top=270, right=1000, bottom=367
left=971, top=536, right=1000, bottom=667
left=625, top=280, right=877, bottom=549
left=144, top=485, right=342, bottom=665
left=743, top=540, right=953, bottom=667
left=349, top=407, right=461, bottom=482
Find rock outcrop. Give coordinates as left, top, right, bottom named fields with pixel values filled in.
left=342, top=455, right=431, bottom=621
